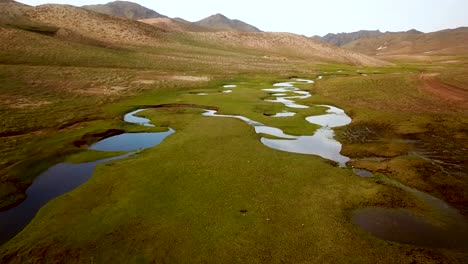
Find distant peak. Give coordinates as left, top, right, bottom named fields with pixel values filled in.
left=406, top=29, right=423, bottom=34
left=82, top=1, right=165, bottom=20
left=195, top=13, right=261, bottom=32
left=212, top=13, right=228, bottom=18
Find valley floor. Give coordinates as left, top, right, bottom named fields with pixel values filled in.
left=0, top=29, right=467, bottom=262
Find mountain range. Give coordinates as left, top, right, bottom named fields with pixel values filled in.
left=193, top=13, right=261, bottom=32
left=82, top=1, right=166, bottom=20
left=78, top=1, right=468, bottom=59
left=315, top=28, right=468, bottom=59
left=0, top=0, right=386, bottom=66
left=315, top=29, right=423, bottom=47
left=82, top=1, right=260, bottom=33
left=2, top=0, right=466, bottom=66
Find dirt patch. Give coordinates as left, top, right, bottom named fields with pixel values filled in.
left=340, top=122, right=395, bottom=144
left=419, top=73, right=468, bottom=105
left=348, top=122, right=468, bottom=217
left=131, top=80, right=156, bottom=85
left=110, top=86, right=128, bottom=91
left=167, top=76, right=210, bottom=82
left=74, top=87, right=119, bottom=96
left=0, top=94, right=51, bottom=109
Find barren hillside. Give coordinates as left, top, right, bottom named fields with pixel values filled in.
left=82, top=1, right=165, bottom=20
left=194, top=13, right=261, bottom=32
left=0, top=0, right=33, bottom=24
left=317, top=30, right=384, bottom=46
left=342, top=28, right=468, bottom=56
left=23, top=4, right=165, bottom=45
left=190, top=32, right=390, bottom=66
left=139, top=17, right=212, bottom=32
left=0, top=1, right=389, bottom=66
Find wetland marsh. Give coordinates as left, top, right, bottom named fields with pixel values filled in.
left=0, top=13, right=467, bottom=260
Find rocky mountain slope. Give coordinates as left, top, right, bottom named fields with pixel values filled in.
left=316, top=28, right=468, bottom=57
left=81, top=1, right=260, bottom=33
left=1, top=1, right=388, bottom=66
left=194, top=13, right=261, bottom=32
left=139, top=17, right=213, bottom=32
left=0, top=0, right=33, bottom=24
left=316, top=30, right=385, bottom=46
left=82, top=1, right=165, bottom=20
left=23, top=4, right=164, bottom=45
left=342, top=28, right=468, bottom=56
left=191, top=32, right=388, bottom=66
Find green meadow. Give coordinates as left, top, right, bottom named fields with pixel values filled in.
left=0, top=24, right=467, bottom=262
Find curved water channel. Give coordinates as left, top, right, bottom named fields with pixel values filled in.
left=204, top=78, right=468, bottom=249
left=203, top=79, right=351, bottom=167
left=0, top=111, right=174, bottom=244
left=1, top=77, right=466, bottom=249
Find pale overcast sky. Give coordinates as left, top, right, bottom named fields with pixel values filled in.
left=16, top=0, right=468, bottom=36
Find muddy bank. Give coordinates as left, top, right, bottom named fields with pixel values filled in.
left=352, top=176, right=468, bottom=249
left=73, top=129, right=125, bottom=148
left=342, top=121, right=468, bottom=217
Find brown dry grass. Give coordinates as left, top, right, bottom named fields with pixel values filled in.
left=139, top=18, right=211, bottom=33
left=190, top=32, right=391, bottom=66
left=23, top=4, right=165, bottom=45
left=343, top=28, right=468, bottom=57
left=1, top=2, right=390, bottom=67
left=419, top=73, right=468, bottom=106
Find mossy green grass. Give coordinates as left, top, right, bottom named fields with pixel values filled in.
left=2, top=107, right=458, bottom=263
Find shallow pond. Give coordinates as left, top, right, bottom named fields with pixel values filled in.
left=89, top=130, right=174, bottom=152
left=0, top=109, right=174, bottom=244
left=3, top=79, right=464, bottom=250
left=0, top=153, right=131, bottom=245
left=353, top=169, right=373, bottom=178
left=352, top=184, right=468, bottom=248
left=210, top=80, right=468, bottom=249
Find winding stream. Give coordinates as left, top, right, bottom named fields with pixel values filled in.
left=1, top=76, right=466, bottom=249
left=204, top=79, right=351, bottom=167
left=0, top=110, right=174, bottom=244
left=204, top=78, right=468, bottom=248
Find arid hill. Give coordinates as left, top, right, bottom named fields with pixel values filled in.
left=315, top=30, right=385, bottom=46
left=0, top=0, right=33, bottom=25
left=189, top=32, right=389, bottom=66
left=194, top=13, right=261, bottom=32
left=342, top=27, right=468, bottom=56
left=82, top=1, right=165, bottom=20
left=139, top=17, right=213, bottom=32
left=82, top=2, right=260, bottom=33
left=0, top=1, right=389, bottom=67
left=23, top=4, right=164, bottom=45
left=140, top=14, right=261, bottom=33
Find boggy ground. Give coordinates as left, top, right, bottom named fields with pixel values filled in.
left=0, top=27, right=467, bottom=261
left=0, top=106, right=464, bottom=263
left=309, top=62, right=468, bottom=217
left=0, top=67, right=467, bottom=263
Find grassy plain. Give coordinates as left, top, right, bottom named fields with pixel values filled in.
left=310, top=61, right=468, bottom=216
left=1, top=107, right=462, bottom=263
left=0, top=25, right=467, bottom=262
